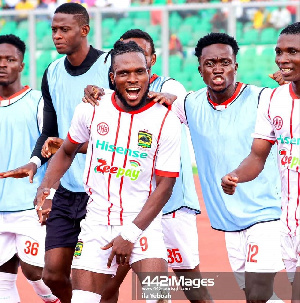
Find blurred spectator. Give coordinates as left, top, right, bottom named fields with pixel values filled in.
left=178, top=0, right=203, bottom=18
left=287, top=3, right=297, bottom=23
left=211, top=9, right=228, bottom=32
left=269, top=7, right=291, bottom=30
left=169, top=33, right=184, bottom=57
left=15, top=0, right=35, bottom=22
left=95, top=0, right=131, bottom=19
left=2, top=0, right=20, bottom=9
left=252, top=7, right=270, bottom=30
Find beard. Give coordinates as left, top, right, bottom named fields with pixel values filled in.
left=115, top=83, right=150, bottom=111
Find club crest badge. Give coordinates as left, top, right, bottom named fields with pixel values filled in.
left=138, top=131, right=152, bottom=148
left=74, top=240, right=83, bottom=258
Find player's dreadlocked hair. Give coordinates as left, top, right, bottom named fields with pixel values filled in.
left=0, top=34, right=26, bottom=59
left=280, top=22, right=300, bottom=36
left=119, top=29, right=156, bottom=55
left=195, top=33, right=239, bottom=58
left=106, top=40, right=146, bottom=72
left=54, top=3, right=89, bottom=26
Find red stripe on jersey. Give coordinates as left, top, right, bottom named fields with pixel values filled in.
left=289, top=83, right=300, bottom=99
left=290, top=97, right=295, bottom=154
left=85, top=106, right=97, bottom=186
left=150, top=74, right=159, bottom=84
left=296, top=173, right=300, bottom=230
left=67, top=133, right=80, bottom=144
left=89, top=106, right=96, bottom=130
left=149, top=110, right=171, bottom=196
left=111, top=93, right=156, bottom=114
left=207, top=82, right=243, bottom=108
left=118, top=114, right=134, bottom=225
left=172, top=212, right=176, bottom=218
left=268, top=88, right=278, bottom=120
left=287, top=169, right=292, bottom=233
left=107, top=111, right=122, bottom=225
left=155, top=170, right=179, bottom=177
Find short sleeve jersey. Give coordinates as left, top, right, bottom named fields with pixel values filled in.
left=68, top=91, right=181, bottom=225
left=253, top=83, right=300, bottom=235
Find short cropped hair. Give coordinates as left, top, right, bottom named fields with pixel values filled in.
left=195, top=33, right=239, bottom=58
left=280, top=22, right=300, bottom=36
left=54, top=3, right=89, bottom=26
left=109, top=40, right=146, bottom=72
left=120, top=29, right=156, bottom=55
left=0, top=34, right=26, bottom=58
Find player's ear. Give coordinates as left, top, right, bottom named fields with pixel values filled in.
left=198, top=65, right=202, bottom=77
left=234, top=62, right=238, bottom=74
left=81, top=24, right=90, bottom=37
left=19, top=62, right=25, bottom=72
left=150, top=53, right=156, bottom=67
left=109, top=71, right=114, bottom=85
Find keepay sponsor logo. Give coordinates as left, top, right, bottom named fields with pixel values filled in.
left=94, top=158, right=141, bottom=181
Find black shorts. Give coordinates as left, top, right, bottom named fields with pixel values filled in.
left=45, top=184, right=89, bottom=251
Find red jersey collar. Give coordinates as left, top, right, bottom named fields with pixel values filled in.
left=111, top=92, right=156, bottom=114
left=150, top=74, right=159, bottom=84
left=289, top=83, right=300, bottom=100
left=0, top=86, right=31, bottom=107
left=207, top=82, right=244, bottom=111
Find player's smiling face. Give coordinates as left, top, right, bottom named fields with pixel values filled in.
left=275, top=34, right=300, bottom=83
left=198, top=44, right=238, bottom=94
left=0, top=43, right=24, bottom=86
left=110, top=52, right=150, bottom=111
left=51, top=13, right=87, bottom=55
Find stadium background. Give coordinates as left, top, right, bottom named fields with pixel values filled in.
left=1, top=0, right=299, bottom=301
left=0, top=0, right=299, bottom=91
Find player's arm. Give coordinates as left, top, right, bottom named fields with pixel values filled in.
left=221, top=138, right=272, bottom=195
left=35, top=137, right=83, bottom=222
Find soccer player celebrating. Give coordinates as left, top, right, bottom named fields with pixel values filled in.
left=222, top=22, right=300, bottom=302
left=0, top=35, right=59, bottom=303
left=35, top=40, right=181, bottom=303
left=82, top=29, right=212, bottom=303
left=171, top=32, right=285, bottom=303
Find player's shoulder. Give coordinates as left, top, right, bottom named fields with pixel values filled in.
left=47, top=56, right=65, bottom=74
left=185, top=87, right=207, bottom=102
left=270, top=83, right=290, bottom=97
left=28, top=88, right=43, bottom=100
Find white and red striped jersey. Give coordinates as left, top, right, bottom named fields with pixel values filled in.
left=253, top=83, right=300, bottom=235
left=68, top=90, right=181, bottom=225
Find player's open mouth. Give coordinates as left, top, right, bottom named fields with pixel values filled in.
left=280, top=68, right=293, bottom=77
left=212, top=76, right=224, bottom=84
left=126, top=87, right=141, bottom=100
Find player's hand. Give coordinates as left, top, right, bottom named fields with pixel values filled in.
left=41, top=137, right=64, bottom=158
left=34, top=187, right=50, bottom=223
left=40, top=198, right=52, bottom=225
left=101, top=235, right=134, bottom=268
left=0, top=162, right=37, bottom=183
left=269, top=70, right=289, bottom=86
left=221, top=173, right=238, bottom=195
left=82, top=85, right=105, bottom=107
left=148, top=91, right=177, bottom=106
